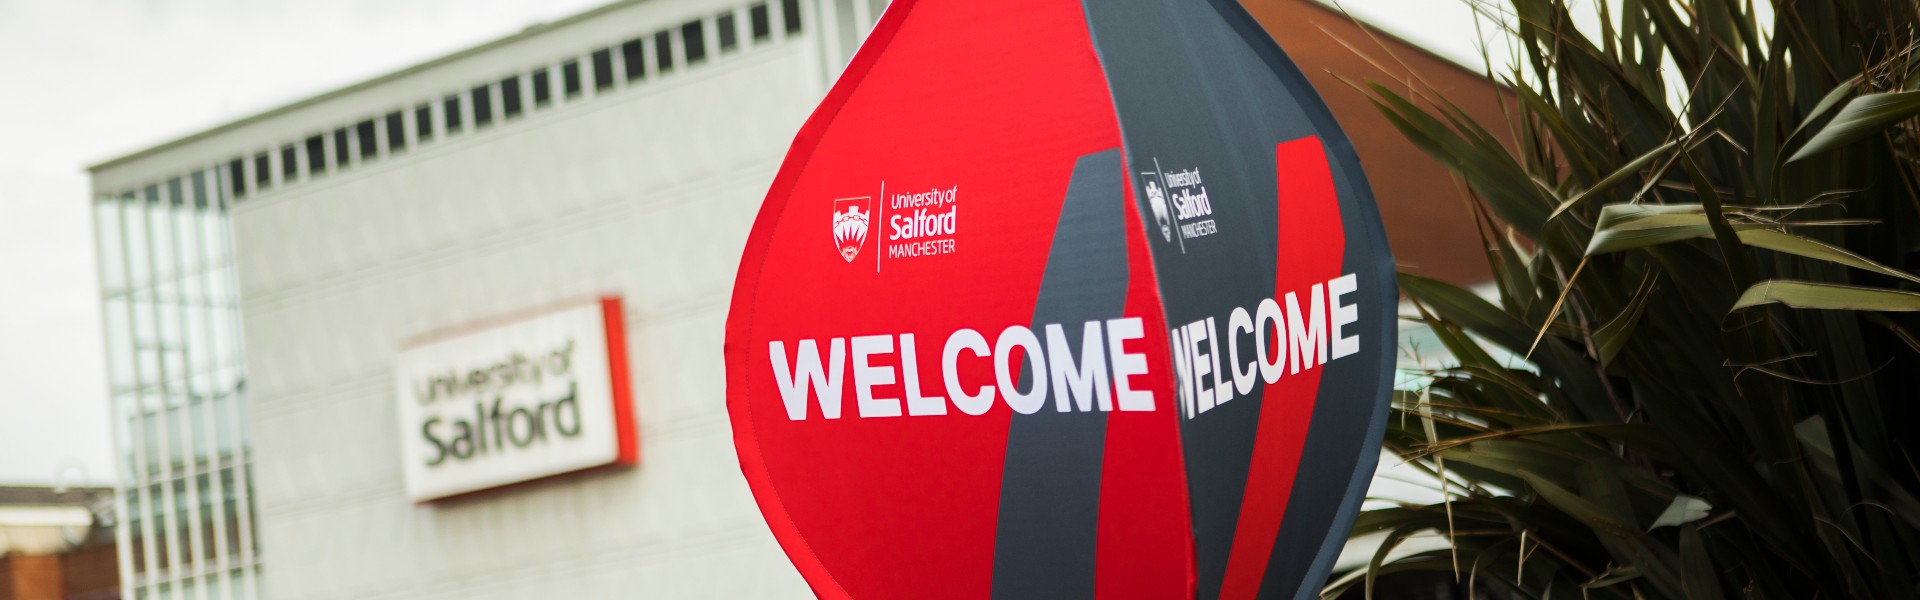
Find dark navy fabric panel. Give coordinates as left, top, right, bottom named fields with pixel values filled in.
left=989, top=149, right=1129, bottom=600
left=1080, top=3, right=1296, bottom=596
left=1082, top=1, right=1398, bottom=598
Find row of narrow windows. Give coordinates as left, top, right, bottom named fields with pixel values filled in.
left=135, top=0, right=803, bottom=206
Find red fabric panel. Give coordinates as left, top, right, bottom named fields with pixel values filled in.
left=1217, top=137, right=1345, bottom=599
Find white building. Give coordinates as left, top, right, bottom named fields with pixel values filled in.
left=88, top=0, right=885, bottom=597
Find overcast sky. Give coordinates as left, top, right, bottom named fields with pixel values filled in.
left=0, top=0, right=1499, bottom=487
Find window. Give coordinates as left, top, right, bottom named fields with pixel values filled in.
left=591, top=48, right=614, bottom=90
left=227, top=159, right=247, bottom=199
left=190, top=171, right=208, bottom=208
left=532, top=68, right=553, bottom=106
left=500, top=75, right=523, bottom=118
left=621, top=39, right=646, bottom=81
left=255, top=153, right=271, bottom=189
left=415, top=104, right=434, bottom=142
left=718, top=12, right=739, bottom=52
left=783, top=0, right=802, bottom=33
left=356, top=120, right=377, bottom=159
left=562, top=60, right=582, bottom=97
left=167, top=178, right=184, bottom=207
left=305, top=135, right=326, bottom=175
left=751, top=3, right=772, bottom=41
left=654, top=32, right=674, bottom=73
left=682, top=21, right=707, bottom=64
left=333, top=128, right=351, bottom=168
left=471, top=85, right=493, bottom=127
left=385, top=111, right=406, bottom=152
left=444, top=95, right=463, bottom=133
left=280, top=145, right=298, bottom=182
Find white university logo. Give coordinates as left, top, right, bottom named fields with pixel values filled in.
left=832, top=197, right=872, bottom=263
left=1141, top=162, right=1216, bottom=249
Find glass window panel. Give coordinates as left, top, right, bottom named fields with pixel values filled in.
left=199, top=207, right=227, bottom=270
left=190, top=171, right=209, bottom=209
left=220, top=466, right=236, bottom=502
left=192, top=399, right=217, bottom=467
left=471, top=85, right=493, bottom=127
left=718, top=12, right=739, bottom=52
left=532, top=68, right=553, bottom=105
left=500, top=75, right=523, bottom=117
left=229, top=568, right=246, bottom=599
left=213, top=392, right=236, bottom=458
left=385, top=111, right=406, bottom=153
left=147, top=190, right=176, bottom=286
left=183, top=299, right=209, bottom=376
left=384, top=110, right=407, bottom=153
left=166, top=403, right=188, bottom=467
left=127, top=514, right=146, bottom=575
left=280, top=145, right=298, bottom=183
left=355, top=119, right=377, bottom=159
left=751, top=3, right=771, bottom=41
left=170, top=203, right=200, bottom=281
left=226, top=159, right=246, bottom=199
left=235, top=379, right=252, bottom=447
left=146, top=486, right=170, bottom=569
left=305, top=135, right=326, bottom=176
left=139, top=405, right=161, bottom=461
left=171, top=479, right=194, bottom=567
left=131, top=293, right=157, bottom=346
left=156, top=297, right=181, bottom=366
left=196, top=474, right=217, bottom=559
left=415, top=104, right=434, bottom=141
left=103, top=298, right=134, bottom=389
left=207, top=303, right=235, bottom=367
left=621, top=40, right=646, bottom=81
left=206, top=265, right=234, bottom=312
left=253, top=152, right=271, bottom=189
left=333, top=127, right=351, bottom=168
left=654, top=32, right=674, bottom=73
left=243, top=463, right=259, bottom=552
left=121, top=193, right=149, bottom=289
left=135, top=353, right=160, bottom=397
left=783, top=0, right=803, bottom=33
left=443, top=95, right=463, bottom=133
left=682, top=20, right=707, bottom=64
left=591, top=48, right=614, bottom=90
left=562, top=59, right=582, bottom=96
left=166, top=178, right=184, bottom=209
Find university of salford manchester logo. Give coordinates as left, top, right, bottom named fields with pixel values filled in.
left=831, top=197, right=871, bottom=262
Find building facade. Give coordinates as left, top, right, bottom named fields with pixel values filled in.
left=90, top=0, right=868, bottom=597
left=87, top=1, right=1501, bottom=598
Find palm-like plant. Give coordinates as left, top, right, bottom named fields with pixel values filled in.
left=1335, top=0, right=1920, bottom=597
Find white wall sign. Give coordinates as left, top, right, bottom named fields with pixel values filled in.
left=395, top=297, right=636, bottom=502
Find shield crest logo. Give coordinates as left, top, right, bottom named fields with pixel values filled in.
left=1144, top=178, right=1172, bottom=241
left=831, top=197, right=871, bottom=262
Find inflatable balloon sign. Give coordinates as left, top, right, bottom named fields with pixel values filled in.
left=725, top=0, right=1397, bottom=597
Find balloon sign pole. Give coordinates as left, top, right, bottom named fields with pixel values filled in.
left=726, top=0, right=1397, bottom=597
